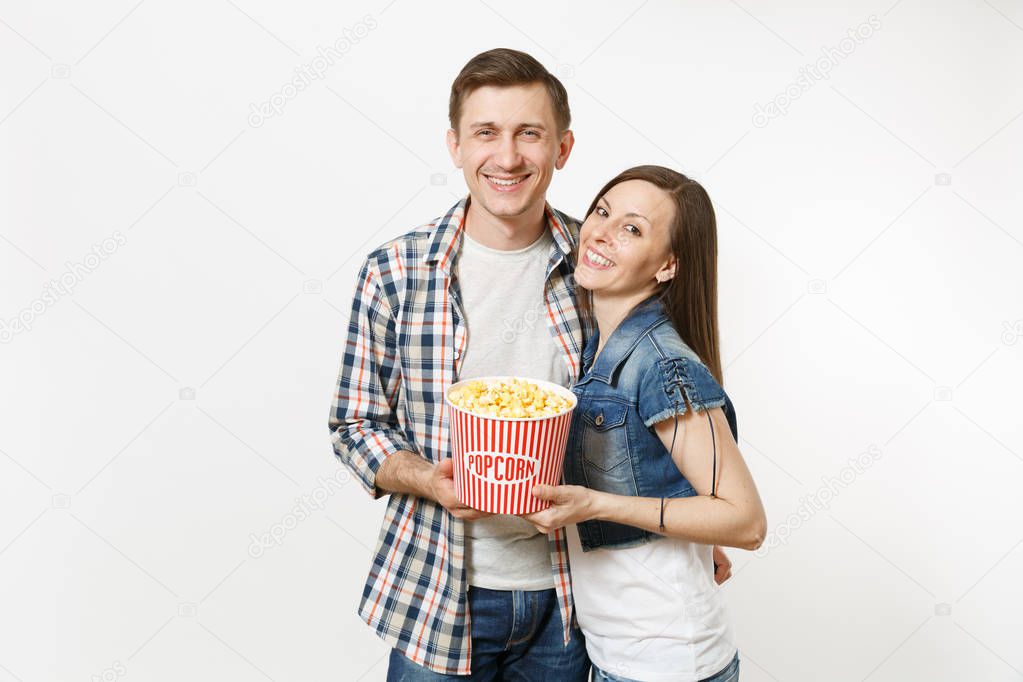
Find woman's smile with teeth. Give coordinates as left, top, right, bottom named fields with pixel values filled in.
left=585, top=247, right=615, bottom=268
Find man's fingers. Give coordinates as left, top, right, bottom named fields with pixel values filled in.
left=436, top=457, right=454, bottom=477
left=712, top=546, right=732, bottom=585
left=449, top=503, right=491, bottom=520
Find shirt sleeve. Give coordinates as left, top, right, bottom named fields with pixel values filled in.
left=328, top=259, right=415, bottom=498
left=637, top=355, right=729, bottom=429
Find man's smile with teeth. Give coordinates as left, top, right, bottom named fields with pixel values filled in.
left=484, top=174, right=527, bottom=186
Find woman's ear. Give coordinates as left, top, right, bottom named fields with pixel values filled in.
left=655, top=258, right=677, bottom=283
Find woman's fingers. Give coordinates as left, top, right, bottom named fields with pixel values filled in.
left=531, top=484, right=557, bottom=500
left=523, top=508, right=555, bottom=534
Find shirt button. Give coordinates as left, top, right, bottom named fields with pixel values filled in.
left=454, top=350, right=461, bottom=359
left=595, top=413, right=604, bottom=426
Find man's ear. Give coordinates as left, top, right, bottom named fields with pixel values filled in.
left=554, top=129, right=575, bottom=170
left=446, top=128, right=462, bottom=169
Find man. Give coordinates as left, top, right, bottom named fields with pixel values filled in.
left=329, top=48, right=591, bottom=679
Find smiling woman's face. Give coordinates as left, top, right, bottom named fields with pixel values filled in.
left=575, top=179, right=678, bottom=297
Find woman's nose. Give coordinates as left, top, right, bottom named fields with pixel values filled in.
left=590, top=219, right=612, bottom=246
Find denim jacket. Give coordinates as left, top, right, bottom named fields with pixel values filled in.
left=565, top=294, right=739, bottom=551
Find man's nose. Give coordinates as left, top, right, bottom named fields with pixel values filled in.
left=494, top=132, right=521, bottom=170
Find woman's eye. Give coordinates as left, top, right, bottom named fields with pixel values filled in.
left=624, top=224, right=641, bottom=236
left=596, top=207, right=608, bottom=217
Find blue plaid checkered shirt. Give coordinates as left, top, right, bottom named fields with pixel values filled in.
left=329, top=196, right=591, bottom=674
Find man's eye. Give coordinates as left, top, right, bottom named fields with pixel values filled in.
left=477, top=130, right=494, bottom=136
left=522, top=130, right=540, bottom=137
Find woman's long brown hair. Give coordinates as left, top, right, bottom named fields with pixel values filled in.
left=577, top=165, right=724, bottom=384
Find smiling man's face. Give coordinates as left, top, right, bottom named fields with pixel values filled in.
left=447, top=82, right=573, bottom=223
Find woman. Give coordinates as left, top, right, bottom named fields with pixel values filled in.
left=524, top=166, right=767, bottom=682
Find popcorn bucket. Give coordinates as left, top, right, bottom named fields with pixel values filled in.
left=445, top=376, right=577, bottom=515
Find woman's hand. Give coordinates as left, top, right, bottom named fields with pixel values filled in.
left=522, top=484, right=599, bottom=534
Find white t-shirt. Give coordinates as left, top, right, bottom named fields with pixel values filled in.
left=566, top=524, right=738, bottom=681
left=456, top=228, right=571, bottom=590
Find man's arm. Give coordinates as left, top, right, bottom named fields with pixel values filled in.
left=377, top=452, right=490, bottom=520
left=328, top=259, right=412, bottom=497
left=328, top=259, right=488, bottom=519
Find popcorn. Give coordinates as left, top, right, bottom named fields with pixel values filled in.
left=448, top=378, right=572, bottom=419
left=448, top=377, right=577, bottom=513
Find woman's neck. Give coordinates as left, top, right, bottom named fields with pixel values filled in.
left=592, top=288, right=658, bottom=361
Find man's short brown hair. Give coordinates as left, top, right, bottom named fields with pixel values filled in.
left=448, top=48, right=571, bottom=134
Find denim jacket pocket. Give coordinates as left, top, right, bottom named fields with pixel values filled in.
left=579, top=399, right=638, bottom=495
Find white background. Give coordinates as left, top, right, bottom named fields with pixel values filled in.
left=2, top=1, right=1022, bottom=680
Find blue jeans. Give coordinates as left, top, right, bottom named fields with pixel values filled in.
left=592, top=650, right=740, bottom=682
left=386, top=586, right=590, bottom=681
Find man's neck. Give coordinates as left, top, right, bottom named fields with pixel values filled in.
left=463, top=196, right=547, bottom=251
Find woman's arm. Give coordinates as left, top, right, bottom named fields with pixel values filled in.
left=525, top=404, right=767, bottom=551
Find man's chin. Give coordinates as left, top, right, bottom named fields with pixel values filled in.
left=473, top=193, right=538, bottom=219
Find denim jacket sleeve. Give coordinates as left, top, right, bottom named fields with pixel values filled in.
left=637, top=355, right=729, bottom=429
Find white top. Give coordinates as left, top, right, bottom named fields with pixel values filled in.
left=566, top=524, right=737, bottom=681
left=456, top=227, right=570, bottom=590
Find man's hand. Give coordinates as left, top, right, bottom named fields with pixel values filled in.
left=376, top=451, right=491, bottom=520
left=713, top=545, right=732, bottom=584
left=522, top=484, right=597, bottom=534
left=428, top=458, right=492, bottom=520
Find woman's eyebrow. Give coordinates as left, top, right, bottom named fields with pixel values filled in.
left=601, top=197, right=651, bottom=224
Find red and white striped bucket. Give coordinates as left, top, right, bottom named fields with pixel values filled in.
left=445, top=376, right=577, bottom=515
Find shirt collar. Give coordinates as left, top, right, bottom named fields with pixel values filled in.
left=582, top=294, right=671, bottom=384
left=423, top=195, right=575, bottom=275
